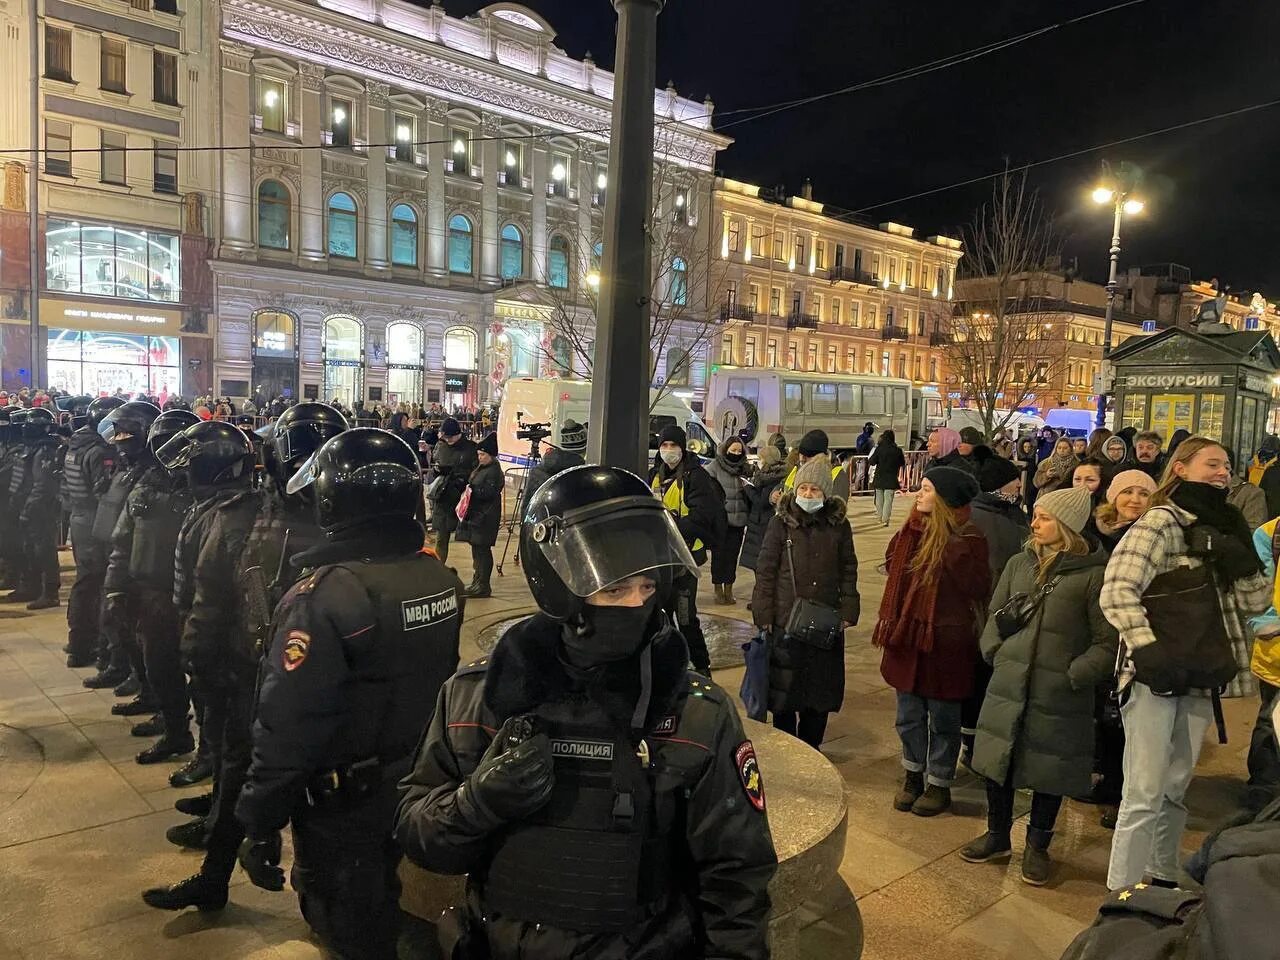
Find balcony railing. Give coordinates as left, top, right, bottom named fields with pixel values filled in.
left=719, top=303, right=755, bottom=323
left=787, top=312, right=820, bottom=330
left=881, top=325, right=909, bottom=342
left=930, top=331, right=952, bottom=346
left=829, top=265, right=880, bottom=286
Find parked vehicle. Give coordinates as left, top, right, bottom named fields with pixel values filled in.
left=946, top=407, right=1045, bottom=440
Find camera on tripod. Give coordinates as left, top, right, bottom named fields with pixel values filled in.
left=515, top=415, right=552, bottom=445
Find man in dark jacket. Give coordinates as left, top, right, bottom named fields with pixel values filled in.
left=855, top=422, right=875, bottom=455
left=1133, top=430, right=1166, bottom=482
left=16, top=408, right=65, bottom=610
left=649, top=424, right=725, bottom=675
left=427, top=417, right=478, bottom=563
left=522, top=419, right=586, bottom=505
left=395, top=465, right=775, bottom=960
left=458, top=432, right=503, bottom=598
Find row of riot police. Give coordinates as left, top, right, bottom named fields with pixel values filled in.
left=1, top=404, right=70, bottom=610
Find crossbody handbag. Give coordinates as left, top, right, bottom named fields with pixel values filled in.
left=782, top=538, right=843, bottom=650
left=993, top=574, right=1063, bottom=639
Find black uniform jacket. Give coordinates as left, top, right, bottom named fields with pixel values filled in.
left=395, top=613, right=777, bottom=960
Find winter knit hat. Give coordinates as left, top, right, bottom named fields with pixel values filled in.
left=1034, top=486, right=1094, bottom=533
left=958, top=426, right=985, bottom=447
left=477, top=432, right=499, bottom=457
left=973, top=446, right=1021, bottom=492
left=923, top=465, right=979, bottom=508
left=441, top=417, right=462, bottom=438
left=932, top=427, right=961, bottom=458
left=1106, top=468, right=1157, bottom=504
left=798, top=429, right=829, bottom=458
left=759, top=444, right=782, bottom=469
left=794, top=456, right=834, bottom=498
left=658, top=424, right=687, bottom=450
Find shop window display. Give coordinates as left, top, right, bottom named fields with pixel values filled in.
left=46, top=219, right=180, bottom=302
left=46, top=329, right=180, bottom=396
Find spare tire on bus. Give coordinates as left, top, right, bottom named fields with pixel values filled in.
left=712, top=396, right=759, bottom=445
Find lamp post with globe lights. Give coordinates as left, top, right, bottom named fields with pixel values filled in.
left=1092, top=162, right=1145, bottom=427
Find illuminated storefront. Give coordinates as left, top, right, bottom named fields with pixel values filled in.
left=322, top=315, right=364, bottom=406
left=38, top=298, right=185, bottom=397
left=46, top=219, right=181, bottom=303
left=386, top=322, right=424, bottom=407
left=252, top=310, right=299, bottom=400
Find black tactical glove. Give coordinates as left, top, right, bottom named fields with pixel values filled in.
left=461, top=717, right=554, bottom=829
left=238, top=833, right=285, bottom=891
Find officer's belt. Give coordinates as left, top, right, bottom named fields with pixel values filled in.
left=304, top=754, right=412, bottom=810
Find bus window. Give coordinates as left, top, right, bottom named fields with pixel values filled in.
left=892, top=387, right=908, bottom=414
left=811, top=382, right=838, bottom=415
left=863, top=385, right=886, bottom=415
left=727, top=377, right=760, bottom=406
left=838, top=383, right=861, bottom=414
left=927, top=398, right=943, bottom=424
left=784, top=382, right=803, bottom=414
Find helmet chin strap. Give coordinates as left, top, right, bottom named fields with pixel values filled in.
left=630, top=642, right=653, bottom=735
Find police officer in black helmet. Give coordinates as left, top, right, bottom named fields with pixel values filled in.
left=144, top=402, right=345, bottom=913
left=396, top=465, right=778, bottom=960
left=0, top=406, right=22, bottom=589
left=64, top=396, right=123, bottom=666
left=235, top=428, right=464, bottom=959
left=9, top=407, right=64, bottom=610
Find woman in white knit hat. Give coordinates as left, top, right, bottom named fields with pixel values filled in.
left=961, top=485, right=1119, bottom=885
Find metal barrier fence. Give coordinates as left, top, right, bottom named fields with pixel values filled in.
left=843, top=450, right=930, bottom=495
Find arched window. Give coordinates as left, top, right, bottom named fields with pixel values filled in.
left=671, top=256, right=688, bottom=306
left=252, top=310, right=298, bottom=401
left=386, top=321, right=423, bottom=406
left=548, top=234, right=570, bottom=289
left=444, top=326, right=477, bottom=370
left=591, top=240, right=604, bottom=272
left=323, top=314, right=363, bottom=406
left=327, top=192, right=358, bottom=259
left=390, top=203, right=417, bottom=267
left=448, top=214, right=473, bottom=275
left=257, top=180, right=290, bottom=250
left=499, top=224, right=523, bottom=280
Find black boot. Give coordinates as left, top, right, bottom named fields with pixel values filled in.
left=959, top=830, right=1013, bottom=863
left=111, top=695, right=159, bottom=717
left=141, top=874, right=228, bottom=912
left=1022, top=827, right=1053, bottom=886
left=83, top=666, right=130, bottom=689
left=169, top=754, right=214, bottom=788
left=174, top=792, right=213, bottom=817
left=165, top=818, right=209, bottom=850
left=113, top=674, right=141, bottom=698
left=65, top=652, right=96, bottom=668
left=137, top=731, right=195, bottom=764
left=130, top=714, right=167, bottom=738
left=462, top=583, right=492, bottom=598
left=25, top=593, right=59, bottom=610
left=0, top=588, right=37, bottom=604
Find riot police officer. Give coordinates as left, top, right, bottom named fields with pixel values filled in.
left=2, top=409, right=38, bottom=603
left=102, top=408, right=200, bottom=761
left=0, top=407, right=28, bottom=591
left=64, top=396, right=123, bottom=666
left=235, top=428, right=464, bottom=959
left=9, top=408, right=64, bottom=609
left=395, top=465, right=777, bottom=960
left=143, top=402, right=346, bottom=912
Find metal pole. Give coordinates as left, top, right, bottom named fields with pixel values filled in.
left=1094, top=198, right=1123, bottom=428
left=28, top=0, right=41, bottom=389
left=587, top=0, right=663, bottom=474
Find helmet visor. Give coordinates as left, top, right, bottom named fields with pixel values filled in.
left=277, top=422, right=344, bottom=465
left=526, top=497, right=697, bottom=598
left=155, top=432, right=195, bottom=470
left=285, top=447, right=321, bottom=495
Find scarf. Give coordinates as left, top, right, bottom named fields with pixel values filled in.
left=1045, top=449, right=1077, bottom=479
left=872, top=507, right=969, bottom=653
left=1170, top=480, right=1261, bottom=583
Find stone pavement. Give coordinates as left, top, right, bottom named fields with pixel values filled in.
left=0, top=494, right=1263, bottom=959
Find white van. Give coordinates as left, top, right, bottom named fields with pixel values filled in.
left=706, top=368, right=914, bottom=453
left=496, top=377, right=716, bottom=467
left=911, top=387, right=946, bottom=434
left=946, top=407, right=1046, bottom=439
left=1044, top=407, right=1100, bottom=437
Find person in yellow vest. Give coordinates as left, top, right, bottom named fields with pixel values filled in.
left=784, top=430, right=850, bottom=502
left=1248, top=517, right=1280, bottom=812
left=649, top=424, right=725, bottom=676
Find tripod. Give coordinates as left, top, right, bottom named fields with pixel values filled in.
left=495, top=437, right=542, bottom=577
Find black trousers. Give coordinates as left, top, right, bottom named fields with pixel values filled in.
left=671, top=572, right=710, bottom=674
left=200, top=681, right=255, bottom=884
left=0, top=508, right=21, bottom=585
left=773, top=709, right=829, bottom=749
left=1247, top=680, right=1280, bottom=809
left=1094, top=689, right=1126, bottom=804
left=22, top=512, right=60, bottom=596
left=986, top=778, right=1063, bottom=838
left=710, top=525, right=746, bottom=585
left=66, top=513, right=107, bottom=658
left=137, top=588, right=188, bottom=734
left=961, top=655, right=993, bottom=743
left=469, top=543, right=493, bottom=589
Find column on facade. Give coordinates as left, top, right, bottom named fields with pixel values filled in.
left=530, top=135, right=548, bottom=283
left=365, top=81, right=390, bottom=272
left=219, top=43, right=255, bottom=254
left=298, top=63, right=326, bottom=263
left=425, top=99, right=447, bottom=277
left=574, top=144, right=593, bottom=280
left=479, top=114, right=500, bottom=282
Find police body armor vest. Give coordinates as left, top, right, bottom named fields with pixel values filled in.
left=63, top=431, right=105, bottom=512
left=480, top=700, right=675, bottom=933
left=127, top=472, right=191, bottom=590
left=8, top=448, right=32, bottom=500
left=329, top=554, right=461, bottom=768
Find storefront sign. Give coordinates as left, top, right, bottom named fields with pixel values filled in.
left=1121, top=373, right=1222, bottom=389
left=494, top=301, right=552, bottom=322
left=1242, top=373, right=1271, bottom=394
left=443, top=373, right=469, bottom=393
left=40, top=297, right=183, bottom=335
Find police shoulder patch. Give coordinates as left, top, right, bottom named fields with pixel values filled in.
left=735, top=740, right=765, bottom=812
left=401, top=588, right=460, bottom=631
left=281, top=630, right=311, bottom=671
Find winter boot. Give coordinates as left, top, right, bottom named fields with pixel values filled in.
left=169, top=753, right=214, bottom=788
left=174, top=793, right=213, bottom=817
left=165, top=818, right=209, bottom=851
left=111, top=694, right=159, bottom=717
left=723, top=583, right=737, bottom=605
left=462, top=583, right=492, bottom=599
left=911, top=784, right=952, bottom=817
left=1021, top=827, right=1053, bottom=885
left=138, top=731, right=195, bottom=765
left=142, top=874, right=228, bottom=912
left=959, top=831, right=1013, bottom=863
left=113, top=674, right=141, bottom=698
left=82, top=666, right=130, bottom=689
left=893, top=771, right=925, bottom=812
left=25, top=593, right=59, bottom=610
left=0, top=588, right=37, bottom=604
left=130, top=714, right=167, bottom=738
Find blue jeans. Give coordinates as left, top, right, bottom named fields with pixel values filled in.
left=895, top=692, right=962, bottom=787
left=1106, top=682, right=1212, bottom=890
left=873, top=489, right=895, bottom=524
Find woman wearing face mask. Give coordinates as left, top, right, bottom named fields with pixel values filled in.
left=704, top=437, right=756, bottom=605
left=1100, top=437, right=1271, bottom=890
left=751, top=457, right=859, bottom=749
left=1034, top=437, right=1078, bottom=495
left=874, top=467, right=990, bottom=816
left=961, top=486, right=1118, bottom=885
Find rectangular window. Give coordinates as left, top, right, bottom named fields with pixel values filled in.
left=838, top=384, right=860, bottom=413
left=720, top=335, right=734, bottom=365
left=897, top=354, right=907, bottom=379
left=888, top=258, right=898, bottom=283
left=46, top=329, right=180, bottom=397
left=449, top=129, right=471, bottom=171
left=810, top=293, right=822, bottom=319
left=728, top=220, right=740, bottom=252
left=867, top=305, right=878, bottom=329
left=501, top=140, right=522, bottom=184
left=788, top=341, right=798, bottom=367
left=864, top=385, right=886, bottom=414
left=751, top=226, right=766, bottom=258
left=773, top=235, right=785, bottom=262
left=930, top=358, right=939, bottom=382
left=100, top=129, right=126, bottom=185
left=46, top=219, right=180, bottom=301
left=905, top=262, right=914, bottom=288
left=902, top=307, right=912, bottom=331
left=153, top=50, right=178, bottom=105
left=807, top=344, right=818, bottom=370
left=153, top=143, right=177, bottom=193
left=831, top=299, right=841, bottom=325
left=728, top=377, right=760, bottom=406
left=794, top=236, right=805, bottom=267
left=45, top=25, right=72, bottom=81
left=155, top=0, right=178, bottom=12
left=864, top=348, right=874, bottom=373
left=871, top=252, right=881, bottom=278
left=880, top=351, right=891, bottom=377
left=893, top=387, right=908, bottom=414
left=816, top=240, right=826, bottom=270
left=846, top=348, right=857, bottom=373
left=45, top=120, right=71, bottom=176
left=744, top=338, right=757, bottom=366
left=850, top=301, right=860, bottom=327
left=101, top=37, right=127, bottom=93
left=827, top=345, right=838, bottom=373
left=812, top=382, right=838, bottom=414
left=395, top=115, right=416, bottom=163
left=784, top=382, right=803, bottom=413
left=834, top=243, right=844, bottom=268
left=749, top=283, right=761, bottom=312
left=259, top=79, right=285, bottom=133
left=1122, top=394, right=1148, bottom=429
left=770, top=287, right=781, bottom=315
left=330, top=98, right=352, bottom=148
left=767, top=339, right=778, bottom=367
left=550, top=153, right=571, bottom=195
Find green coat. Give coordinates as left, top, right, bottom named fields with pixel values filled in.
left=972, top=546, right=1118, bottom=797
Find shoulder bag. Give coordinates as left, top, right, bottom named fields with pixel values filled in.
left=993, top=574, right=1063, bottom=639
left=782, top=538, right=843, bottom=650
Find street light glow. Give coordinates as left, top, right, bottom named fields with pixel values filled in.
left=1092, top=186, right=1115, bottom=204
left=586, top=271, right=601, bottom=289
left=551, top=163, right=566, bottom=181
left=332, top=106, right=346, bottom=124
left=263, top=89, right=279, bottom=107
left=596, top=172, right=607, bottom=190
left=1123, top=198, right=1145, bottom=215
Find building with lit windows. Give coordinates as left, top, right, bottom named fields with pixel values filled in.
left=710, top=177, right=964, bottom=392
left=209, top=0, right=727, bottom=409
left=0, top=0, right=217, bottom=395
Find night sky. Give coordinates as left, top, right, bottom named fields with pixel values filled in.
left=443, top=0, right=1280, bottom=295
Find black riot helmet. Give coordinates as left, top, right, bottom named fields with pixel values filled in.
left=272, top=402, right=348, bottom=473
left=286, top=427, right=420, bottom=531
left=0, top=405, right=17, bottom=444
left=146, top=409, right=200, bottom=459
left=161, top=396, right=191, bottom=412
left=520, top=465, right=697, bottom=621
left=86, top=395, right=126, bottom=431
left=156, top=420, right=255, bottom=489
left=66, top=395, right=94, bottom=429
left=19, top=407, right=57, bottom=442
left=98, top=401, right=161, bottom=461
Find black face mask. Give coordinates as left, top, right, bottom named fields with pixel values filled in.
left=724, top=450, right=745, bottom=463
left=564, top=596, right=659, bottom=668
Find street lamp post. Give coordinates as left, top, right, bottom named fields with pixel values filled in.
left=1091, top=173, right=1144, bottom=428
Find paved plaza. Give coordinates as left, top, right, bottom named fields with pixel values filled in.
left=0, top=493, right=1261, bottom=959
